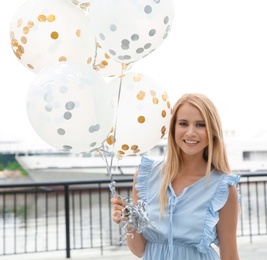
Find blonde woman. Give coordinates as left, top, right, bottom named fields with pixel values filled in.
left=111, top=93, right=240, bottom=260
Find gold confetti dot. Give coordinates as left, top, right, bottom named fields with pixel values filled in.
left=27, top=64, right=34, bottom=70
left=21, top=36, right=27, bottom=44
left=119, top=74, right=126, bottom=79
left=131, top=145, right=138, bottom=151
left=138, top=116, right=145, bottom=124
left=118, top=150, right=125, bottom=155
left=18, top=45, right=24, bottom=54
left=23, top=26, right=30, bottom=34
left=152, top=97, right=159, bottom=104
left=51, top=31, right=59, bottom=39
left=101, top=60, right=108, bottom=66
left=38, top=14, right=47, bottom=22
left=76, top=29, right=81, bottom=37
left=121, top=144, right=129, bottom=151
left=27, top=21, right=34, bottom=28
left=106, top=135, right=115, bottom=145
left=150, top=90, right=156, bottom=96
left=17, top=19, right=23, bottom=27
left=161, top=110, right=166, bottom=118
left=104, top=53, right=110, bottom=59
left=10, top=31, right=15, bottom=39
left=11, top=39, right=18, bottom=47
left=133, top=74, right=142, bottom=81
left=47, top=14, right=56, bottom=22
left=167, top=101, right=171, bottom=108
left=87, top=57, right=92, bottom=64
left=137, top=90, right=146, bottom=100
left=162, top=93, right=168, bottom=101
left=59, top=56, right=67, bottom=62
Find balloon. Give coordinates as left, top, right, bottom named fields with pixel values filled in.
left=93, top=43, right=133, bottom=77
left=106, top=72, right=172, bottom=157
left=10, top=0, right=96, bottom=73
left=90, top=0, right=175, bottom=64
left=26, top=62, right=115, bottom=153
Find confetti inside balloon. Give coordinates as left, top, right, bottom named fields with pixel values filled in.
left=26, top=62, right=115, bottom=153
left=106, top=72, right=172, bottom=158
left=10, top=0, right=96, bottom=73
left=90, top=0, right=175, bottom=64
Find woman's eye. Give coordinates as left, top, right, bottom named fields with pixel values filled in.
left=196, top=123, right=206, bottom=127
left=179, top=122, right=187, bottom=126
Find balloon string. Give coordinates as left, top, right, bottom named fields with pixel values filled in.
left=98, top=64, right=125, bottom=197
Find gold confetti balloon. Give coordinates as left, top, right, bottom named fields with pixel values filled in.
left=106, top=72, right=172, bottom=157
left=90, top=0, right=175, bottom=64
left=10, top=0, right=96, bottom=73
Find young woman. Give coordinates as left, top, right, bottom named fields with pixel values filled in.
left=111, top=93, right=240, bottom=260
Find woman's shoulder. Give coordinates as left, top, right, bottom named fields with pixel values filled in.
left=135, top=156, right=164, bottom=201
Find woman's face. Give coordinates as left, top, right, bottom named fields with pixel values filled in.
left=174, top=102, right=209, bottom=158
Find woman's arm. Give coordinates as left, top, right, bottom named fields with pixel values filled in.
left=111, top=170, right=146, bottom=258
left=217, top=185, right=239, bottom=260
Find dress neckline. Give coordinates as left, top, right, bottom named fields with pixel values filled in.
left=169, top=169, right=215, bottom=198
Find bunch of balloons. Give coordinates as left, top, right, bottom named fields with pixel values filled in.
left=10, top=0, right=175, bottom=239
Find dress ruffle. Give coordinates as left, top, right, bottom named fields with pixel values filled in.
left=135, top=156, right=154, bottom=202
left=196, top=174, right=240, bottom=253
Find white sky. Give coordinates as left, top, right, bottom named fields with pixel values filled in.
left=1, top=0, right=267, bottom=145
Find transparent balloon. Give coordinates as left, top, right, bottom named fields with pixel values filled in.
left=10, top=0, right=96, bottom=73
left=106, top=72, right=172, bottom=158
left=27, top=62, right=115, bottom=153
left=90, top=0, right=175, bottom=64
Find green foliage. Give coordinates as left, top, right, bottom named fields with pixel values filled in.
left=5, top=161, right=29, bottom=176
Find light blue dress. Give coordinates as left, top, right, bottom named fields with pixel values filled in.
left=135, top=156, right=240, bottom=260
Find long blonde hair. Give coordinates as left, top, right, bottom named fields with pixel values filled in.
left=160, top=93, right=230, bottom=214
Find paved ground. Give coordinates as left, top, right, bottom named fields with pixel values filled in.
left=1, top=237, right=266, bottom=259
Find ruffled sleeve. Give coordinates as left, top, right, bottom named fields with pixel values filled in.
left=197, top=174, right=240, bottom=253
left=135, top=156, right=154, bottom=202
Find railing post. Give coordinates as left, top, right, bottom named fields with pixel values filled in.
left=64, top=184, right=71, bottom=258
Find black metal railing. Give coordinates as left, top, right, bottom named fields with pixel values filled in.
left=0, top=173, right=266, bottom=258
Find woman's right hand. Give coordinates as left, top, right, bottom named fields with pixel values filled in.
left=110, top=196, right=126, bottom=224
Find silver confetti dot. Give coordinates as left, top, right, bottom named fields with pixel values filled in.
left=57, top=128, right=65, bottom=135
left=99, top=33, right=105, bottom=40
left=131, top=34, right=139, bottom=41
left=110, top=24, right=117, bottom=31
left=45, top=104, right=53, bottom=112
left=164, top=16, right=169, bottom=24
left=60, top=85, right=68, bottom=93
left=109, top=49, right=116, bottom=55
left=144, top=5, right=152, bottom=14
left=136, top=48, right=144, bottom=54
left=149, top=29, right=156, bottom=37
left=90, top=142, right=97, bottom=147
left=63, top=145, right=72, bottom=150
left=65, top=101, right=75, bottom=110
left=64, top=112, right=72, bottom=120
left=144, top=43, right=151, bottom=49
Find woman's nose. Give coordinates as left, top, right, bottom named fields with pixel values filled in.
left=186, top=125, right=196, bottom=136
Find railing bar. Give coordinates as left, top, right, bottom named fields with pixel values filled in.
left=64, top=184, right=71, bottom=258
left=3, top=193, right=6, bottom=255
left=45, top=192, right=48, bottom=251
left=56, top=191, right=59, bottom=250
left=108, top=190, right=113, bottom=246
left=264, top=182, right=267, bottom=234
left=98, top=183, right=103, bottom=255
left=34, top=187, right=38, bottom=252
left=24, top=193, right=27, bottom=253
left=72, top=190, right=76, bottom=249
left=13, top=193, right=17, bottom=254
left=255, top=183, right=260, bottom=235
left=247, top=176, right=253, bottom=242
left=89, top=190, right=93, bottom=248
left=79, top=190, right=83, bottom=248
